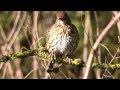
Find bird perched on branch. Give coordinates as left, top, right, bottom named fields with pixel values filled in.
left=46, top=11, right=79, bottom=73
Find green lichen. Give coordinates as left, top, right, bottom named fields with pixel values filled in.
left=116, top=64, right=120, bottom=68
left=14, top=50, right=36, bottom=58
left=71, top=59, right=85, bottom=67
left=110, top=64, right=116, bottom=69
left=92, top=63, right=120, bottom=69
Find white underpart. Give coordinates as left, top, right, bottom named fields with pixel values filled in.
left=54, top=33, right=71, bottom=54
left=56, top=19, right=65, bottom=26
left=50, top=19, right=72, bottom=54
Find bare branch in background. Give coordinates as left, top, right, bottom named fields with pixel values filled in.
left=94, top=11, right=102, bottom=64
left=112, top=11, right=120, bottom=34
left=0, top=25, right=7, bottom=43
left=6, top=62, right=14, bottom=79
left=102, top=47, right=119, bottom=79
left=7, top=11, right=21, bottom=41
left=31, top=11, right=39, bottom=79
left=94, top=11, right=102, bottom=79
left=0, top=12, right=26, bottom=76
left=5, top=11, right=27, bottom=54
left=100, top=44, right=113, bottom=58
left=24, top=66, right=38, bottom=79
left=83, top=11, right=89, bottom=62
left=81, top=11, right=90, bottom=78
left=101, top=11, right=120, bottom=79
left=22, top=13, right=32, bottom=46
left=83, top=12, right=120, bottom=79
left=14, top=37, right=23, bottom=79
left=31, top=11, right=39, bottom=48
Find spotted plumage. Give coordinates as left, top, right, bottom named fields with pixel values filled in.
left=46, top=11, right=79, bottom=57
left=46, top=11, right=79, bottom=73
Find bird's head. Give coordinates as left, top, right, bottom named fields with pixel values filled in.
left=56, top=11, right=71, bottom=25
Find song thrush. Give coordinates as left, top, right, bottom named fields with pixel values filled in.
left=46, top=11, right=79, bottom=73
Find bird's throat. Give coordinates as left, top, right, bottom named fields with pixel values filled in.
left=56, top=20, right=66, bottom=26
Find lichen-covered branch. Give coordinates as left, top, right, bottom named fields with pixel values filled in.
left=0, top=47, right=120, bottom=70
left=92, top=63, right=120, bottom=69
left=0, top=49, right=38, bottom=62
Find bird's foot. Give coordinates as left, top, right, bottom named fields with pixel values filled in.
left=66, top=56, right=72, bottom=64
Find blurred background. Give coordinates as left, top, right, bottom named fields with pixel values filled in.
left=0, top=11, right=119, bottom=79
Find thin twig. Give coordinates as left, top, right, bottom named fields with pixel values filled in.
left=7, top=11, right=21, bottom=41
left=100, top=44, right=113, bottom=58
left=102, top=48, right=119, bottom=78
left=102, top=69, right=115, bottom=79
left=59, top=69, right=69, bottom=79
left=24, top=66, right=38, bottom=79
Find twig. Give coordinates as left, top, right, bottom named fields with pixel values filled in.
left=100, top=44, right=113, bottom=58
left=24, top=66, right=38, bottom=79
left=7, top=11, right=21, bottom=41
left=59, top=69, right=69, bottom=79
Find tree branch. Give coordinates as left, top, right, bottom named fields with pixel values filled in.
left=0, top=47, right=120, bottom=70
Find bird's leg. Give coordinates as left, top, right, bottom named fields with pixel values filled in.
left=65, top=55, right=73, bottom=64
left=52, top=53, right=61, bottom=73
left=46, top=52, right=55, bottom=73
left=47, top=52, right=60, bottom=73
left=47, top=60, right=53, bottom=73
